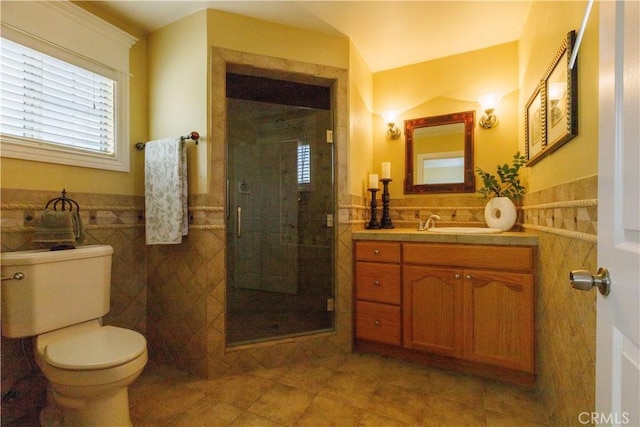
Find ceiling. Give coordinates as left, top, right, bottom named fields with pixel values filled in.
left=94, top=0, right=533, bottom=72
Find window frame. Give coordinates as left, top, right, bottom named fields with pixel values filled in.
left=0, top=2, right=136, bottom=172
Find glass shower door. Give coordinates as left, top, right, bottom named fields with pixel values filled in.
left=226, top=97, right=335, bottom=346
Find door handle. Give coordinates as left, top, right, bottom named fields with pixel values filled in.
left=236, top=206, right=242, bottom=238
left=226, top=179, right=230, bottom=220
left=570, top=268, right=611, bottom=296
left=1, top=272, right=24, bottom=281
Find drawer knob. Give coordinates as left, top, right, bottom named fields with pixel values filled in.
left=373, top=280, right=380, bottom=286
left=466, top=274, right=472, bottom=280
left=373, top=249, right=380, bottom=255
left=374, top=320, right=381, bottom=327
left=454, top=274, right=461, bottom=280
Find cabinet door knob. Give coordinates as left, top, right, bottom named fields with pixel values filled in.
left=374, top=320, right=381, bottom=326
left=466, top=274, right=472, bottom=280
left=373, top=249, right=380, bottom=255
left=454, top=274, right=461, bottom=280
left=373, top=280, right=380, bottom=286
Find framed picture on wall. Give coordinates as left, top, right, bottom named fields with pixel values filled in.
left=525, top=84, right=545, bottom=165
left=544, top=30, right=578, bottom=154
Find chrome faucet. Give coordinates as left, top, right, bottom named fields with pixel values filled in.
left=417, top=214, right=441, bottom=231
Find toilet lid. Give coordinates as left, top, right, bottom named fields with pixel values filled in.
left=45, top=326, right=147, bottom=370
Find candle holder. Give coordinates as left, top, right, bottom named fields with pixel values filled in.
left=366, top=188, right=381, bottom=229
left=380, top=178, right=394, bottom=229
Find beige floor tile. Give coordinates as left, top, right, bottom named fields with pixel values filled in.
left=278, top=363, right=336, bottom=394
left=483, top=380, right=547, bottom=422
left=168, top=398, right=243, bottom=426
left=379, top=359, right=432, bottom=393
left=129, top=382, right=206, bottom=423
left=365, top=382, right=429, bottom=425
left=485, top=409, right=550, bottom=427
left=230, top=411, right=284, bottom=427
left=129, top=363, right=186, bottom=404
left=305, top=354, right=349, bottom=370
left=247, top=365, right=290, bottom=381
left=319, top=370, right=379, bottom=409
left=248, top=382, right=315, bottom=425
left=126, top=354, right=550, bottom=427
left=187, top=374, right=275, bottom=410
left=426, top=369, right=485, bottom=408
left=337, top=353, right=388, bottom=379
left=294, top=395, right=361, bottom=427
left=422, top=394, right=486, bottom=426
left=357, top=411, right=410, bottom=426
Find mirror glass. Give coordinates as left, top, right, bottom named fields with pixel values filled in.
left=404, top=111, right=475, bottom=193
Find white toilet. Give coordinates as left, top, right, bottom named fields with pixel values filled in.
left=1, top=245, right=148, bottom=426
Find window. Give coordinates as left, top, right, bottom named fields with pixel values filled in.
left=0, top=1, right=137, bottom=172
left=1, top=38, right=115, bottom=155
left=297, top=143, right=311, bottom=185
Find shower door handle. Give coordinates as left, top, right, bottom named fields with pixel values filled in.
left=226, top=179, right=230, bottom=219
left=236, top=206, right=242, bottom=238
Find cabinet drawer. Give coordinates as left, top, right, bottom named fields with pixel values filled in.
left=355, top=241, right=401, bottom=263
left=403, top=243, right=533, bottom=272
left=355, top=262, right=401, bottom=304
left=355, top=301, right=401, bottom=345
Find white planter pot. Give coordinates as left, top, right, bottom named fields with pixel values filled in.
left=484, top=197, right=517, bottom=231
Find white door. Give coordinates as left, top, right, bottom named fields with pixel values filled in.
left=596, top=0, right=640, bottom=425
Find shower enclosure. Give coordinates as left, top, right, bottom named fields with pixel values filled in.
left=225, top=73, right=335, bottom=346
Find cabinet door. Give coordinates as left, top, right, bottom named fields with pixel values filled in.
left=463, top=270, right=534, bottom=373
left=402, top=265, right=463, bottom=358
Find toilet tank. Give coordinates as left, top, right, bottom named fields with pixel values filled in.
left=1, top=245, right=113, bottom=338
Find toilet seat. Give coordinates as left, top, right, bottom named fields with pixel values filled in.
left=45, top=326, right=146, bottom=370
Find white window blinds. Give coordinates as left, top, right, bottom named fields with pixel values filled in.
left=1, top=38, right=115, bottom=154
left=297, top=143, right=311, bottom=184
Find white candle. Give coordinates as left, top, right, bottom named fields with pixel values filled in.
left=368, top=174, right=379, bottom=189
left=381, top=162, right=391, bottom=179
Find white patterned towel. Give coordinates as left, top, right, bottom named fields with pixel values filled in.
left=144, top=138, right=188, bottom=244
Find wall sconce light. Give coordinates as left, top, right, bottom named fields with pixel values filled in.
left=383, top=110, right=401, bottom=140
left=478, top=93, right=502, bottom=129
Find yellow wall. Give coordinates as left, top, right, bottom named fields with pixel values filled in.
left=372, top=42, right=520, bottom=198
left=206, top=10, right=349, bottom=70
left=2, top=3, right=598, bottom=200
left=0, top=3, right=148, bottom=196
left=147, top=11, right=209, bottom=194
left=519, top=1, right=599, bottom=192
left=349, top=41, right=374, bottom=196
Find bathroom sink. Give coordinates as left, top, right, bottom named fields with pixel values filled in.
left=428, top=227, right=503, bottom=234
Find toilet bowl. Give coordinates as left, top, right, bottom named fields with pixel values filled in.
left=0, top=245, right=148, bottom=426
left=35, top=320, right=148, bottom=426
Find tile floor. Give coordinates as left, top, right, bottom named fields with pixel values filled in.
left=130, top=352, right=549, bottom=427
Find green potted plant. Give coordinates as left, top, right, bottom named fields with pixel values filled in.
left=476, top=151, right=527, bottom=230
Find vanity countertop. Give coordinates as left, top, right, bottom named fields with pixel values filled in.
left=352, top=229, right=538, bottom=246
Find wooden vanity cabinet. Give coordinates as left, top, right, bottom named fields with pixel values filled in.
left=354, top=242, right=401, bottom=346
left=354, top=239, right=536, bottom=384
left=403, top=243, right=535, bottom=374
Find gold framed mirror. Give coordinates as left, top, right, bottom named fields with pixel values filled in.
left=404, top=111, right=476, bottom=194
